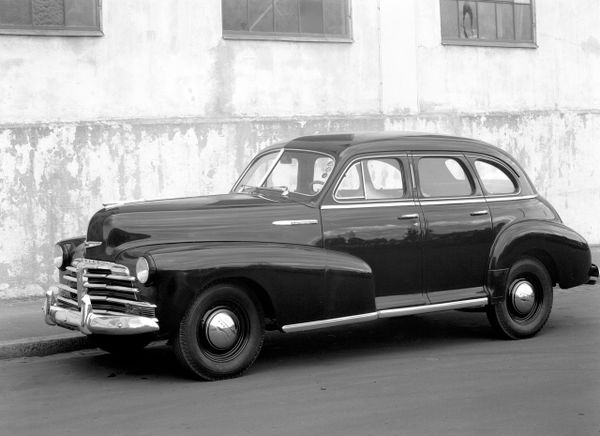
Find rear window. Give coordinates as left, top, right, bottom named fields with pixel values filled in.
left=418, top=157, right=474, bottom=197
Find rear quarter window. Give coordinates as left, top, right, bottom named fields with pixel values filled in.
left=474, top=160, right=518, bottom=195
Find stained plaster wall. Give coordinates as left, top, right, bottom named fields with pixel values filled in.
left=0, top=0, right=598, bottom=298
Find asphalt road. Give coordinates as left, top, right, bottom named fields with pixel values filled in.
left=1, top=285, right=599, bottom=436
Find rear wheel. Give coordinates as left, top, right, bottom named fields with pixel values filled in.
left=487, top=257, right=553, bottom=339
left=174, top=283, right=265, bottom=381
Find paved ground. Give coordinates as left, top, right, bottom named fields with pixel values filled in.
left=0, top=299, right=66, bottom=341
left=1, top=284, right=598, bottom=436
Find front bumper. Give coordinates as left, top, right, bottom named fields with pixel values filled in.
left=44, top=287, right=159, bottom=335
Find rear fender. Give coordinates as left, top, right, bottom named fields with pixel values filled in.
left=487, top=220, right=591, bottom=301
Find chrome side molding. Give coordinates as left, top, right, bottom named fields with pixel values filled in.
left=272, top=219, right=319, bottom=226
left=281, top=297, right=489, bottom=333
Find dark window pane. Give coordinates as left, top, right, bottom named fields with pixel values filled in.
left=249, top=0, right=273, bottom=32
left=458, top=1, right=478, bottom=39
left=223, top=0, right=248, bottom=31
left=323, top=0, right=345, bottom=35
left=515, top=4, right=532, bottom=41
left=441, top=0, right=458, bottom=39
left=64, top=0, right=96, bottom=27
left=418, top=158, right=473, bottom=197
left=32, top=0, right=64, bottom=26
left=477, top=1, right=496, bottom=40
left=0, top=0, right=32, bottom=25
left=274, top=0, right=298, bottom=33
left=299, top=0, right=323, bottom=34
left=496, top=3, right=514, bottom=40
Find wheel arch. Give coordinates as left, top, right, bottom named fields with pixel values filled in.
left=197, top=276, right=277, bottom=329
left=487, top=219, right=591, bottom=299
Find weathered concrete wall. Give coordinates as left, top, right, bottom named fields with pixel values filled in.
left=1, top=111, right=599, bottom=298
left=1, top=0, right=599, bottom=297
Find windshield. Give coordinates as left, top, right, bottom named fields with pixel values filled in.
left=235, top=150, right=335, bottom=197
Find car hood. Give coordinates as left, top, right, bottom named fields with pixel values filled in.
left=84, top=193, right=322, bottom=260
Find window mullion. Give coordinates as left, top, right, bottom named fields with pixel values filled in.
left=494, top=1, right=499, bottom=40
left=456, top=1, right=460, bottom=39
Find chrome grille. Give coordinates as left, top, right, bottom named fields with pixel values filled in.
left=56, top=258, right=156, bottom=319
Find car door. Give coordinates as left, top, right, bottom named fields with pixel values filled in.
left=321, top=154, right=426, bottom=309
left=413, top=152, right=493, bottom=303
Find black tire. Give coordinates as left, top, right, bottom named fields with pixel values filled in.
left=91, top=333, right=154, bottom=356
left=487, top=257, right=553, bottom=339
left=174, top=283, right=265, bottom=381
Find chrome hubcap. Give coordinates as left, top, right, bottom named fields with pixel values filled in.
left=511, top=280, right=536, bottom=315
left=205, top=309, right=239, bottom=350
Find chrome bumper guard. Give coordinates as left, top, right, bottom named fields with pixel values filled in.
left=588, top=264, right=599, bottom=285
left=44, top=287, right=159, bottom=335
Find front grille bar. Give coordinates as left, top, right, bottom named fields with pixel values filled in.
left=57, top=258, right=155, bottom=319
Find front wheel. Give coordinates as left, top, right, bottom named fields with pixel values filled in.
left=487, top=257, right=553, bottom=339
left=174, top=283, right=265, bottom=380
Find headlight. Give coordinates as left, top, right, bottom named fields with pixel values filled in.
left=53, top=244, right=67, bottom=269
left=136, top=257, right=151, bottom=284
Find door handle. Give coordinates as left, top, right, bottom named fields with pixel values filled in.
left=470, top=210, right=489, bottom=216
left=398, top=213, right=419, bottom=220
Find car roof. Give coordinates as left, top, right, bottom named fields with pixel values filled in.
left=269, top=132, right=511, bottom=161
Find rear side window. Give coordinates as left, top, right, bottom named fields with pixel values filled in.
left=475, top=160, right=517, bottom=195
left=418, top=157, right=474, bottom=197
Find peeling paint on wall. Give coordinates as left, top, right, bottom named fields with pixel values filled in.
left=0, top=111, right=599, bottom=299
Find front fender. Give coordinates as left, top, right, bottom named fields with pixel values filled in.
left=488, top=219, right=591, bottom=298
left=142, top=242, right=375, bottom=333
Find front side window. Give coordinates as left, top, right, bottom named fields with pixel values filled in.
left=222, top=0, right=351, bottom=41
left=335, top=158, right=406, bottom=201
left=474, top=160, right=517, bottom=195
left=236, top=150, right=335, bottom=197
left=418, top=157, right=474, bottom=197
left=440, top=0, right=535, bottom=47
left=0, top=0, right=102, bottom=36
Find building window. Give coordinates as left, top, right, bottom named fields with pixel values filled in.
left=0, top=0, right=102, bottom=36
left=440, top=0, right=535, bottom=48
left=222, top=0, right=351, bottom=42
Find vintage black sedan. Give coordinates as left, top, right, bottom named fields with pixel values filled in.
left=45, top=132, right=598, bottom=380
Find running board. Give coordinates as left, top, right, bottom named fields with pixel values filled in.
left=281, top=297, right=489, bottom=333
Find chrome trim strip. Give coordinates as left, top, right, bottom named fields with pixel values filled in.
left=83, top=272, right=136, bottom=282
left=378, top=298, right=489, bottom=318
left=57, top=296, right=78, bottom=307
left=282, top=312, right=378, bottom=333
left=83, top=241, right=102, bottom=248
left=485, top=194, right=537, bottom=203
left=418, top=194, right=537, bottom=206
left=89, top=295, right=155, bottom=307
left=272, top=219, right=319, bottom=226
left=56, top=283, right=77, bottom=294
left=106, top=274, right=136, bottom=282
left=281, top=297, right=489, bottom=333
left=84, top=283, right=139, bottom=293
left=62, top=275, right=77, bottom=283
left=322, top=201, right=415, bottom=210
left=419, top=197, right=487, bottom=206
